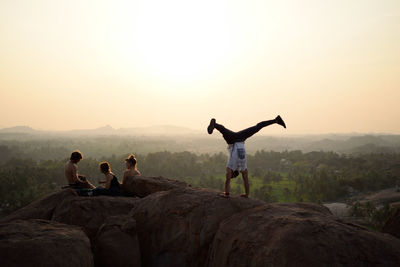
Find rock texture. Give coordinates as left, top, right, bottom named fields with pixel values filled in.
left=130, top=186, right=265, bottom=267
left=208, top=203, right=400, bottom=267
left=0, top=189, right=75, bottom=223
left=2, top=176, right=400, bottom=267
left=52, top=196, right=139, bottom=241
left=94, top=215, right=141, bottom=267
left=0, top=219, right=93, bottom=267
left=382, top=208, right=400, bottom=239
left=122, top=175, right=188, bottom=197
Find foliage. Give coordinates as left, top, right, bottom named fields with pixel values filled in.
left=348, top=201, right=395, bottom=230
left=1, top=141, right=400, bottom=218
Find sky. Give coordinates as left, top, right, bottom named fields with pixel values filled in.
left=0, top=0, right=399, bottom=134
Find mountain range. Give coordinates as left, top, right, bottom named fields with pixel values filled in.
left=0, top=125, right=202, bottom=136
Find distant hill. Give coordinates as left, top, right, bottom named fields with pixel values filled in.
left=0, top=125, right=201, bottom=136
left=0, top=126, right=36, bottom=133
left=0, top=126, right=399, bottom=154
left=62, top=125, right=202, bottom=136
left=301, top=135, right=400, bottom=154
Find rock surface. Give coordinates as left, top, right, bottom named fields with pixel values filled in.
left=208, top=203, right=400, bottom=267
left=122, top=175, right=188, bottom=197
left=130, top=186, right=265, bottom=267
left=52, top=196, right=139, bottom=241
left=0, top=219, right=93, bottom=267
left=2, top=176, right=400, bottom=267
left=94, top=215, right=141, bottom=267
left=382, top=208, right=400, bottom=239
left=0, top=189, right=75, bottom=223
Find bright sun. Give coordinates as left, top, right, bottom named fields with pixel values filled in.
left=114, top=0, right=233, bottom=81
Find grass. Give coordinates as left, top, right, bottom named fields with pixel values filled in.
left=213, top=172, right=297, bottom=202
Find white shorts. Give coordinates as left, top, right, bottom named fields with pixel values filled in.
left=227, top=142, right=247, bottom=172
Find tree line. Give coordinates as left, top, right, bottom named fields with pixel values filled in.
left=1, top=149, right=400, bottom=218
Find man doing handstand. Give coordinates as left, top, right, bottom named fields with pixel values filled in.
left=207, top=115, right=286, bottom=198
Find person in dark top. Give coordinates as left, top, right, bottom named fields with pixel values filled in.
left=74, top=161, right=122, bottom=197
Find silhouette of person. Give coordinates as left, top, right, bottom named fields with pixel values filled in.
left=64, top=150, right=95, bottom=189
left=207, top=116, right=286, bottom=198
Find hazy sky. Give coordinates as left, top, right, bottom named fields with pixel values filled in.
left=1, top=0, right=399, bottom=134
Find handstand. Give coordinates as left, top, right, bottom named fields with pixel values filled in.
left=207, top=115, right=286, bottom=198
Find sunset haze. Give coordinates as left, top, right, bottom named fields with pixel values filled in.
left=1, top=0, right=399, bottom=134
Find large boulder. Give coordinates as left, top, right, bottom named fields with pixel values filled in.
left=382, top=208, right=400, bottom=238
left=94, top=215, right=141, bottom=267
left=208, top=203, right=400, bottom=267
left=0, top=189, right=75, bottom=223
left=130, top=186, right=265, bottom=267
left=122, top=175, right=188, bottom=197
left=0, top=219, right=93, bottom=267
left=52, top=196, right=139, bottom=241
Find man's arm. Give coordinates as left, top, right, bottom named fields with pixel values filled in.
left=105, top=174, right=112, bottom=190
left=72, top=164, right=84, bottom=183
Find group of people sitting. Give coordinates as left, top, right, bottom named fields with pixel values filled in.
left=64, top=150, right=141, bottom=197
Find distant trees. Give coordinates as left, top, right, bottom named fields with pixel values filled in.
left=348, top=202, right=395, bottom=230
left=0, top=159, right=57, bottom=216
left=1, top=140, right=400, bottom=218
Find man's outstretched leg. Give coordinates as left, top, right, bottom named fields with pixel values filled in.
left=207, top=118, right=236, bottom=144
left=240, top=169, right=249, bottom=198
left=235, top=115, right=286, bottom=142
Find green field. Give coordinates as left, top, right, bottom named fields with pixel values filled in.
left=203, top=172, right=297, bottom=203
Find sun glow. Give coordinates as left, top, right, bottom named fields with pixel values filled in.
left=113, top=0, right=233, bottom=82
left=1, top=0, right=400, bottom=132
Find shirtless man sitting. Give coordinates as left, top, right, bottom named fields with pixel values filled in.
left=64, top=150, right=95, bottom=189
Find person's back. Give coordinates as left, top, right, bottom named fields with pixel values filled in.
left=64, top=161, right=78, bottom=184
left=122, top=154, right=141, bottom=185
left=124, top=168, right=141, bottom=178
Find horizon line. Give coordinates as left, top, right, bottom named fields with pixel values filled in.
left=0, top=124, right=399, bottom=136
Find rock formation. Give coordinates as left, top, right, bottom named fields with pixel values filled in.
left=122, top=175, right=188, bottom=197
left=94, top=215, right=141, bottom=267
left=52, top=196, right=139, bottom=241
left=1, top=175, right=400, bottom=267
left=0, top=189, right=75, bottom=222
left=0, top=219, right=93, bottom=267
left=208, top=203, right=400, bottom=267
left=130, top=187, right=265, bottom=267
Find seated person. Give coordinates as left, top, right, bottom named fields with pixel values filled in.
left=75, top=161, right=122, bottom=197
left=122, top=154, right=141, bottom=185
left=121, top=154, right=141, bottom=196
left=64, top=150, right=95, bottom=189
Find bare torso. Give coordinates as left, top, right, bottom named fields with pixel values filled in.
left=64, top=161, right=78, bottom=184
left=122, top=169, right=141, bottom=184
